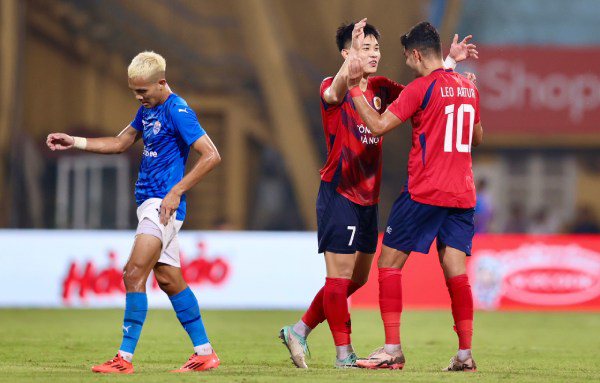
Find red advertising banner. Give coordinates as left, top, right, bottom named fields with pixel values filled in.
left=352, top=235, right=600, bottom=311
left=464, top=46, right=600, bottom=136
left=61, top=243, right=230, bottom=304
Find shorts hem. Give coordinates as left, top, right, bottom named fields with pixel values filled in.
left=156, top=259, right=181, bottom=268
left=382, top=240, right=427, bottom=254
left=318, top=247, right=357, bottom=255
left=437, top=240, right=472, bottom=256
left=355, top=246, right=377, bottom=254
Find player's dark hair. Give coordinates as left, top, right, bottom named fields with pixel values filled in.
left=400, top=21, right=442, bottom=57
left=336, top=21, right=380, bottom=52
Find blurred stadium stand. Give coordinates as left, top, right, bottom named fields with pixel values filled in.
left=1, top=0, right=599, bottom=233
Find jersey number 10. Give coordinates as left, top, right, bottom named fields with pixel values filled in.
left=444, top=104, right=475, bottom=153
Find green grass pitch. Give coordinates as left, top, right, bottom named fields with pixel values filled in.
left=0, top=309, right=598, bottom=382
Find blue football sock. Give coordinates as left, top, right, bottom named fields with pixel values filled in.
left=169, top=287, right=209, bottom=347
left=119, top=292, right=148, bottom=355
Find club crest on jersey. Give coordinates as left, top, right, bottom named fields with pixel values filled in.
left=373, top=96, right=382, bottom=111
left=153, top=121, right=162, bottom=135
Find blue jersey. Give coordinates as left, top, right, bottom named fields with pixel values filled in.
left=130, top=93, right=206, bottom=220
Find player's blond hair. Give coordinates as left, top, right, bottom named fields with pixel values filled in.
left=127, top=51, right=166, bottom=79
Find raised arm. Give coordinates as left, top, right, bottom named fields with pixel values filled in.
left=46, top=125, right=141, bottom=154
left=322, top=18, right=367, bottom=105
left=159, top=134, right=221, bottom=224
left=347, top=58, right=402, bottom=136
left=444, top=34, right=479, bottom=69
left=322, top=61, right=351, bottom=106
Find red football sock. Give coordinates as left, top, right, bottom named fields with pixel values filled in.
left=348, top=280, right=361, bottom=296
left=301, top=287, right=325, bottom=329
left=378, top=268, right=403, bottom=345
left=446, top=274, right=474, bottom=349
left=323, top=277, right=353, bottom=346
left=302, top=280, right=360, bottom=329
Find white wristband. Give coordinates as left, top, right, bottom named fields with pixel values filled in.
left=444, top=56, right=457, bottom=70
left=72, top=136, right=87, bottom=150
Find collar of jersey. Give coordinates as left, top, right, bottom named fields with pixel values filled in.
left=432, top=67, right=453, bottom=74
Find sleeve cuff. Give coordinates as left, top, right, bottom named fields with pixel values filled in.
left=444, top=56, right=457, bottom=70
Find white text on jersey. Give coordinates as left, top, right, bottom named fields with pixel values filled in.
left=143, top=146, right=158, bottom=157
left=441, top=87, right=475, bottom=98
left=357, top=124, right=381, bottom=145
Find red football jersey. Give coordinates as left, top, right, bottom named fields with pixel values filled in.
left=320, top=76, right=404, bottom=206
left=387, top=68, right=480, bottom=208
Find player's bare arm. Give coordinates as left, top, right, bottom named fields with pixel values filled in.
left=46, top=125, right=141, bottom=154
left=323, top=18, right=367, bottom=105
left=442, top=34, right=477, bottom=70
left=448, top=35, right=478, bottom=81
left=346, top=58, right=402, bottom=137
left=159, top=134, right=221, bottom=225
left=472, top=122, right=483, bottom=147
left=322, top=61, right=350, bottom=106
left=447, top=34, right=479, bottom=65
left=348, top=18, right=475, bottom=76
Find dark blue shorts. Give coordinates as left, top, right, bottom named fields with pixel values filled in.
left=317, top=181, right=378, bottom=254
left=383, top=190, right=475, bottom=256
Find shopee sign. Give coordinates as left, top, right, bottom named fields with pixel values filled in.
left=465, top=47, right=600, bottom=134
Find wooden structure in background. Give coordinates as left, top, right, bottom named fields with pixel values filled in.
left=0, top=0, right=22, bottom=226
left=6, top=0, right=428, bottom=229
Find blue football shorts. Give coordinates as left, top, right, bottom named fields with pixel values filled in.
left=316, top=180, right=379, bottom=254
left=383, top=190, right=475, bottom=256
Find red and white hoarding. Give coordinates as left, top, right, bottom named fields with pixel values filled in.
left=0, top=230, right=324, bottom=309
left=0, top=231, right=598, bottom=311
left=353, top=235, right=600, bottom=311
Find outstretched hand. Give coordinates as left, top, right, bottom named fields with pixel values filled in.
left=350, top=18, right=367, bottom=54
left=449, top=34, right=478, bottom=62
left=464, top=72, right=477, bottom=83
left=347, top=18, right=367, bottom=89
left=347, top=58, right=363, bottom=89
left=46, top=133, right=74, bottom=151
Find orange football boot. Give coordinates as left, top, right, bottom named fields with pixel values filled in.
left=91, top=354, right=134, bottom=374
left=171, top=351, right=220, bottom=372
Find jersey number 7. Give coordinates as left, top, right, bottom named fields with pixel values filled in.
left=444, top=104, right=475, bottom=153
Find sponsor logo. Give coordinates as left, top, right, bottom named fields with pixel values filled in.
left=122, top=325, right=131, bottom=333
left=153, top=121, right=162, bottom=135
left=356, top=124, right=381, bottom=145
left=470, top=243, right=600, bottom=309
left=143, top=146, right=158, bottom=158
left=178, top=108, right=188, bottom=113
left=373, top=96, right=382, bottom=111
left=386, top=226, right=392, bottom=234
left=62, top=242, right=230, bottom=304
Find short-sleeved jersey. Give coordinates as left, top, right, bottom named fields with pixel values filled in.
left=320, top=76, right=404, bottom=206
left=130, top=93, right=206, bottom=220
left=387, top=68, right=480, bottom=208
